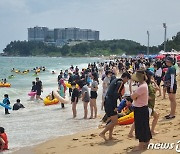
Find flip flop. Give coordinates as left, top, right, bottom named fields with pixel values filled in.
left=166, top=115, right=175, bottom=119
left=164, top=114, right=170, bottom=118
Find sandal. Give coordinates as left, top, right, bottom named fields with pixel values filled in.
left=166, top=115, right=175, bottom=119
left=164, top=114, right=170, bottom=118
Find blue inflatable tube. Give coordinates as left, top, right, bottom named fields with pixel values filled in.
left=0, top=102, right=12, bottom=110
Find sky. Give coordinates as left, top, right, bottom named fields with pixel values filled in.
left=0, top=0, right=180, bottom=52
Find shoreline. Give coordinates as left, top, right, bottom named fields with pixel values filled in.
left=12, top=76, right=180, bottom=154
left=0, top=55, right=108, bottom=58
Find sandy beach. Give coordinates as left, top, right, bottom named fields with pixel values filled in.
left=12, top=75, right=180, bottom=154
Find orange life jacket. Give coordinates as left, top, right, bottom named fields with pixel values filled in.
left=0, top=133, right=8, bottom=150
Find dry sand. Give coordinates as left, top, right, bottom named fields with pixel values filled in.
left=13, top=76, right=180, bottom=154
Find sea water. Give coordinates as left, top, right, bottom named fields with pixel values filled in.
left=0, top=57, right=104, bottom=153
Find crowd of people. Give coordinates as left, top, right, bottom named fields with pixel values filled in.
left=0, top=55, right=178, bottom=151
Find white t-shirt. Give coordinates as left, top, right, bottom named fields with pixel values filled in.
left=155, top=68, right=162, bottom=77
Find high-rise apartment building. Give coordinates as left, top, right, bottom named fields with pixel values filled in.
left=28, top=26, right=99, bottom=46
left=28, top=27, right=49, bottom=41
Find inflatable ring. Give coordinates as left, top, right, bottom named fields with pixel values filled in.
left=28, top=91, right=37, bottom=97
left=22, top=72, right=28, bottom=74
left=0, top=102, right=12, bottom=110
left=15, top=70, right=20, bottom=73
left=44, top=97, right=59, bottom=106
left=118, top=112, right=134, bottom=125
left=0, top=83, right=11, bottom=87
left=36, top=69, right=41, bottom=73
left=65, top=82, right=79, bottom=88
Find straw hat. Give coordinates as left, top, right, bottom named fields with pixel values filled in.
left=131, top=70, right=147, bottom=82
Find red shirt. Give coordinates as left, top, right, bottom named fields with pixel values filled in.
left=0, top=133, right=8, bottom=150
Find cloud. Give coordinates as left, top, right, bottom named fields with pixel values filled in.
left=0, top=0, right=180, bottom=51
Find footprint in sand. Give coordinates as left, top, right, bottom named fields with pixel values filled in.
left=72, top=138, right=79, bottom=141
left=159, top=123, right=166, bottom=126
left=162, top=128, right=170, bottom=134
left=90, top=133, right=97, bottom=137
left=67, top=145, right=77, bottom=149
left=82, top=143, right=88, bottom=146
left=124, top=146, right=133, bottom=152
left=47, top=147, right=55, bottom=149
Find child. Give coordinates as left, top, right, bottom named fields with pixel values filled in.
left=0, top=127, right=8, bottom=151
left=81, top=82, right=90, bottom=119
left=89, top=73, right=98, bottom=119
left=3, top=94, right=10, bottom=115
left=30, top=81, right=36, bottom=100
left=13, top=99, right=25, bottom=111
left=104, top=96, right=133, bottom=125
left=118, top=96, right=133, bottom=112
left=71, top=82, right=79, bottom=118
left=58, top=79, right=66, bottom=108
left=117, top=96, right=134, bottom=117
left=31, top=81, right=36, bottom=92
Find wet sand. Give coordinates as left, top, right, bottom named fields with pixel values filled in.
left=13, top=76, right=180, bottom=154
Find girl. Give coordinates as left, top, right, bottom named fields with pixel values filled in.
left=58, top=79, right=66, bottom=108
left=89, top=73, right=98, bottom=119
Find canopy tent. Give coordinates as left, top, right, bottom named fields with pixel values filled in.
left=121, top=53, right=126, bottom=57
left=159, top=49, right=180, bottom=55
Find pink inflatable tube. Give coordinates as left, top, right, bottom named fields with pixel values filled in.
left=28, top=91, right=37, bottom=96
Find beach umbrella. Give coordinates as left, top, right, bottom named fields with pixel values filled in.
left=155, top=54, right=165, bottom=59
left=175, top=55, right=180, bottom=61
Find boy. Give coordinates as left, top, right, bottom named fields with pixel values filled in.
left=13, top=99, right=25, bottom=111
left=117, top=96, right=134, bottom=117
left=71, top=82, right=79, bottom=118
left=3, top=94, right=10, bottom=115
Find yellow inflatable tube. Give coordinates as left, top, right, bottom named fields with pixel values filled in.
left=44, top=97, right=59, bottom=106
left=0, top=83, right=11, bottom=87
left=36, top=69, right=41, bottom=73
left=44, top=90, right=68, bottom=106
left=118, top=112, right=134, bottom=125
left=65, top=82, right=79, bottom=88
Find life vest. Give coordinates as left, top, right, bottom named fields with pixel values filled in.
left=0, top=133, right=8, bottom=150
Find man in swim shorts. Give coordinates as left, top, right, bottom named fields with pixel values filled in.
left=99, top=72, right=131, bottom=141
